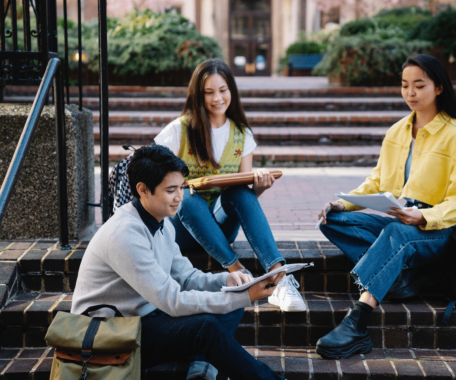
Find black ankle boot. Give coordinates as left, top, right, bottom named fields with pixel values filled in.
left=316, top=307, right=373, bottom=359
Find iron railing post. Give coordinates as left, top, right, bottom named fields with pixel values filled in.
left=77, top=0, right=83, bottom=111
left=98, top=0, right=109, bottom=223
left=53, top=65, right=70, bottom=248
left=63, top=0, right=70, bottom=104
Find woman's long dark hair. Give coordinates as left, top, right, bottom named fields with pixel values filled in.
left=402, top=54, right=456, bottom=119
left=182, top=59, right=250, bottom=169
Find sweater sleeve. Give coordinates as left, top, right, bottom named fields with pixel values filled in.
left=105, top=223, right=251, bottom=318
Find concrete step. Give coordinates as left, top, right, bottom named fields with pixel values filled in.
left=11, top=240, right=354, bottom=294
left=5, top=96, right=409, bottom=112
left=1, top=291, right=455, bottom=350
left=92, top=110, right=408, bottom=127
left=0, top=346, right=454, bottom=380
left=4, top=84, right=404, bottom=98
left=95, top=144, right=381, bottom=166
left=94, top=126, right=388, bottom=146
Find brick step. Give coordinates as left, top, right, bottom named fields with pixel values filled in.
left=1, top=291, right=455, bottom=350
left=5, top=96, right=409, bottom=112
left=92, top=110, right=408, bottom=127
left=94, top=126, right=388, bottom=146
left=1, top=347, right=455, bottom=380
left=95, top=144, right=381, bottom=166
left=4, top=84, right=404, bottom=98
left=9, top=240, right=355, bottom=293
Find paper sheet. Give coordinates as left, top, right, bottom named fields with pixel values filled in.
left=221, top=263, right=314, bottom=293
left=337, top=192, right=405, bottom=213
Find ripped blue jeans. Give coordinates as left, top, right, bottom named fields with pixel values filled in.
left=320, top=212, right=454, bottom=303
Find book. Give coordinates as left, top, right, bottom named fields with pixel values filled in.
left=337, top=192, right=405, bottom=213
left=221, top=263, right=314, bottom=293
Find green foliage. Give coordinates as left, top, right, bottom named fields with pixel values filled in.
left=57, top=8, right=222, bottom=75
left=340, top=18, right=375, bottom=36
left=313, top=34, right=431, bottom=85
left=285, top=40, right=326, bottom=55
left=341, top=7, right=431, bottom=37
left=408, top=6, right=456, bottom=56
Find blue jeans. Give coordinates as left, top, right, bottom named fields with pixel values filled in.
left=141, top=308, right=284, bottom=380
left=320, top=212, right=454, bottom=303
left=170, top=185, right=285, bottom=272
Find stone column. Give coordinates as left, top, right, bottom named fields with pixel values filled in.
left=0, top=104, right=95, bottom=240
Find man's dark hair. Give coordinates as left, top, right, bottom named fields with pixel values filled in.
left=127, top=144, right=189, bottom=198
left=403, top=54, right=456, bottom=119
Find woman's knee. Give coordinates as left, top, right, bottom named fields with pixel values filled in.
left=222, top=185, right=255, bottom=203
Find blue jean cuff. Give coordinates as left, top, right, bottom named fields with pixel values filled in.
left=187, top=361, right=218, bottom=380
left=350, top=270, right=380, bottom=303
left=223, top=253, right=240, bottom=269
left=265, top=257, right=286, bottom=273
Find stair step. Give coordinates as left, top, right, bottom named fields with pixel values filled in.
left=4, top=84, right=404, bottom=98
left=1, top=291, right=454, bottom=350
left=4, top=96, right=409, bottom=112
left=95, top=145, right=381, bottom=165
left=94, top=126, right=388, bottom=146
left=0, top=347, right=454, bottom=380
left=92, top=110, right=409, bottom=127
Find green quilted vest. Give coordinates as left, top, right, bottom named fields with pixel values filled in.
left=178, top=116, right=246, bottom=206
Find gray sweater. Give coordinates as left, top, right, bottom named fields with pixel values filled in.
left=71, top=202, right=251, bottom=317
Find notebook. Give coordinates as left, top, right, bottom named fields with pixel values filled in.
left=337, top=192, right=405, bottom=213
left=221, top=263, right=314, bottom=293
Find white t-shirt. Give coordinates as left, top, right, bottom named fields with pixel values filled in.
left=154, top=117, right=257, bottom=163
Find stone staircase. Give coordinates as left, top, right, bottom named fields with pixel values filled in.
left=0, top=239, right=455, bottom=379
left=4, top=84, right=412, bottom=166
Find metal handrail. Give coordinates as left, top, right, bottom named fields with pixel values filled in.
left=0, top=58, right=70, bottom=248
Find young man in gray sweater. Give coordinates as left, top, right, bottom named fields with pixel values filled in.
left=72, top=145, right=286, bottom=380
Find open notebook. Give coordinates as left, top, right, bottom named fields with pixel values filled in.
left=337, top=192, right=406, bottom=213
left=221, top=263, right=314, bottom=293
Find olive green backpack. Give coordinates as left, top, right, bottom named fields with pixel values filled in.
left=45, top=305, right=141, bottom=379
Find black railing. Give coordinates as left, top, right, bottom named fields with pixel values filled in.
left=1, top=0, right=111, bottom=225
left=0, top=58, right=70, bottom=248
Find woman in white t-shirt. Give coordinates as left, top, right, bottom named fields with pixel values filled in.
left=155, top=59, right=305, bottom=312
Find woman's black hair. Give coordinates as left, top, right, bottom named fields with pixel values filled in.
left=402, top=54, right=456, bottom=119
left=127, top=144, right=189, bottom=198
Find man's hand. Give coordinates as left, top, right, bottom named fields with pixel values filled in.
left=318, top=201, right=344, bottom=226
left=253, top=169, right=275, bottom=197
left=227, top=271, right=253, bottom=287
left=248, top=271, right=286, bottom=302
left=386, top=207, right=426, bottom=226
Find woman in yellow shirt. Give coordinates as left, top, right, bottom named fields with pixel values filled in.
left=315, top=54, right=456, bottom=359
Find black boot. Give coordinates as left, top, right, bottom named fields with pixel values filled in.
left=316, top=307, right=373, bottom=359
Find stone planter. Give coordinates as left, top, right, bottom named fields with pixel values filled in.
left=0, top=104, right=95, bottom=240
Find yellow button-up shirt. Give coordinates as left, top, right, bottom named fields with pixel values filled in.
left=339, top=112, right=456, bottom=231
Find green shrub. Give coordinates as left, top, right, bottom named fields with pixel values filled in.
left=408, top=6, right=456, bottom=56
left=340, top=18, right=376, bottom=36
left=285, top=40, right=326, bottom=55
left=57, top=8, right=222, bottom=76
left=313, top=34, right=431, bottom=85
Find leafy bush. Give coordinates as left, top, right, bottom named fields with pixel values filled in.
left=408, top=6, right=456, bottom=56
left=57, top=8, right=222, bottom=76
left=313, top=34, right=431, bottom=85
left=278, top=38, right=326, bottom=73
left=340, top=19, right=376, bottom=36
left=341, top=6, right=431, bottom=37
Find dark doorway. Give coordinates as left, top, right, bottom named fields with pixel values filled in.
left=229, top=0, right=272, bottom=76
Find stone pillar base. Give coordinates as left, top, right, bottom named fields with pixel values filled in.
left=0, top=104, right=95, bottom=240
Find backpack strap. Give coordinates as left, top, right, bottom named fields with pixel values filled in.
left=441, top=299, right=456, bottom=326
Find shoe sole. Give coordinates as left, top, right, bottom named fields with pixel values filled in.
left=316, top=337, right=373, bottom=359
left=268, top=296, right=306, bottom=312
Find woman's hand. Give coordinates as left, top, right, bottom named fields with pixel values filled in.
left=252, top=168, right=275, bottom=197
left=318, top=201, right=345, bottom=225
left=248, top=271, right=286, bottom=302
left=227, top=271, right=253, bottom=287
left=386, top=207, right=426, bottom=226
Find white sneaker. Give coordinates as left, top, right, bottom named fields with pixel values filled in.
left=268, top=275, right=306, bottom=312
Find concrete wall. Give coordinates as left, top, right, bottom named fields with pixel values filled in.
left=0, top=105, right=95, bottom=240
